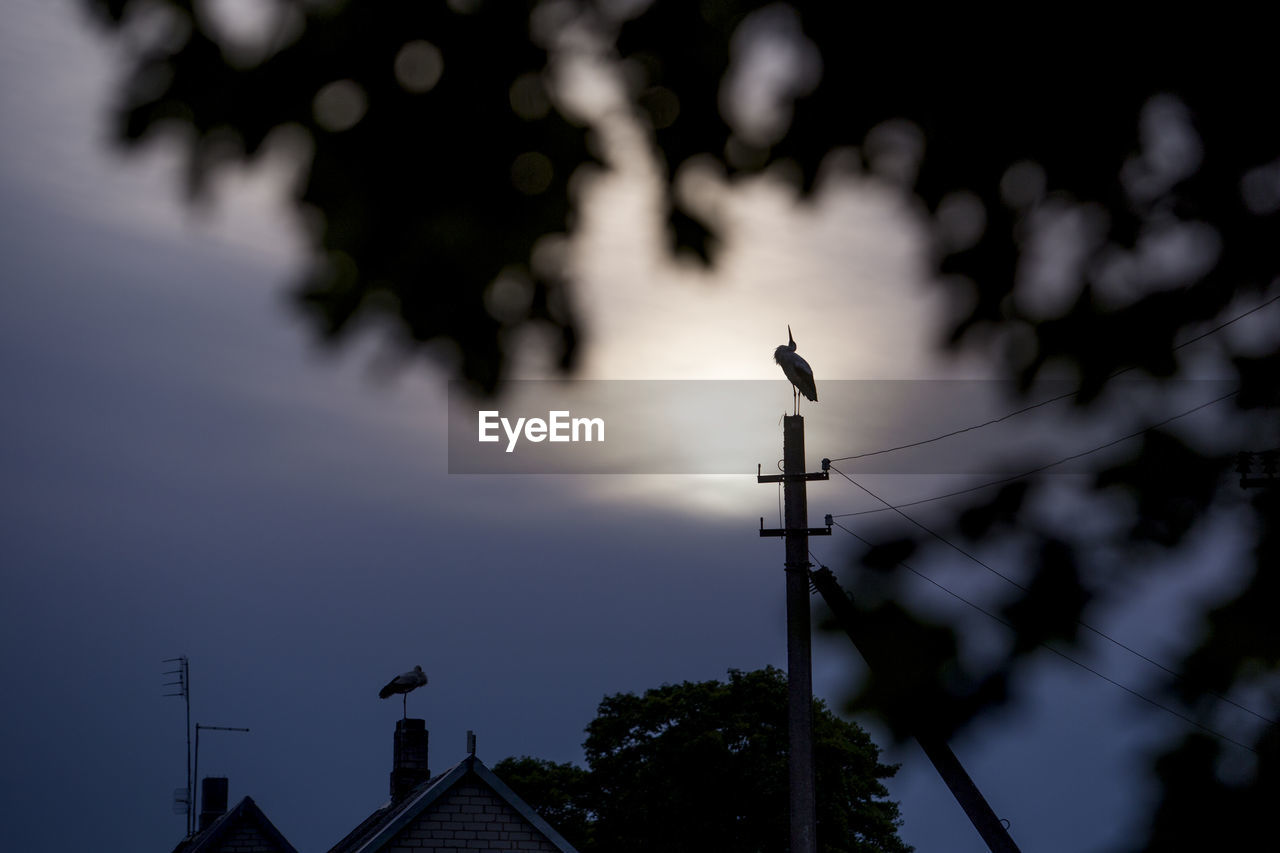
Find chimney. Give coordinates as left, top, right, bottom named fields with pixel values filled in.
left=390, top=718, right=430, bottom=801
left=198, top=777, right=229, bottom=831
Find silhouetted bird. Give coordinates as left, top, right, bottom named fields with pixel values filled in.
left=774, top=325, right=817, bottom=414
left=379, top=665, right=427, bottom=718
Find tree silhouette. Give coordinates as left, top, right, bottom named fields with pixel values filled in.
left=496, top=668, right=910, bottom=853
left=84, top=2, right=1278, bottom=847
left=489, top=756, right=594, bottom=849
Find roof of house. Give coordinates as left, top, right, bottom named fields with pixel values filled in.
left=326, top=754, right=580, bottom=853
left=170, top=796, right=299, bottom=853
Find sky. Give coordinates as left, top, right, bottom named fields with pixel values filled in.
left=1, top=3, right=1272, bottom=853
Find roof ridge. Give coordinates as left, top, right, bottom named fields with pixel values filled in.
left=174, top=795, right=299, bottom=853
left=325, top=754, right=579, bottom=853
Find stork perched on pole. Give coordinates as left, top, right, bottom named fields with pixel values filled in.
left=379, top=665, right=428, bottom=718
left=774, top=325, right=817, bottom=415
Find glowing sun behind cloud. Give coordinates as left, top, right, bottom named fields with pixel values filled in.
left=569, top=160, right=945, bottom=385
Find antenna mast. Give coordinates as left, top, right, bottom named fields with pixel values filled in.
left=162, top=656, right=192, bottom=836
left=193, top=723, right=251, bottom=826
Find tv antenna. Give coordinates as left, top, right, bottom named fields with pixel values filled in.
left=162, top=656, right=192, bottom=835
left=193, top=722, right=250, bottom=828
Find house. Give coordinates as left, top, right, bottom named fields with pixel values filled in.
left=170, top=777, right=299, bottom=853
left=327, top=718, right=580, bottom=853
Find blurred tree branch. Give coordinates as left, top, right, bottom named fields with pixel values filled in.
left=84, top=2, right=1278, bottom=847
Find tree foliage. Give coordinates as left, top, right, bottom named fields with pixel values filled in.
left=496, top=667, right=910, bottom=853
left=491, top=756, right=595, bottom=848
left=85, top=0, right=594, bottom=393
left=85, top=1, right=1280, bottom=847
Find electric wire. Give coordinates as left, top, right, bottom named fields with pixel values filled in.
left=1165, top=290, right=1280, bottom=351
left=830, top=388, right=1242, bottom=519
left=828, top=463, right=1277, bottom=727
left=822, top=522, right=1262, bottom=753
left=828, top=292, right=1280, bottom=464
left=828, top=390, right=1081, bottom=464
left=831, top=462, right=1026, bottom=588
left=775, top=295, right=1279, bottom=748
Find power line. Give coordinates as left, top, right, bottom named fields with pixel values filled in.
left=827, top=464, right=1277, bottom=728
left=828, top=292, right=1280, bottom=464
left=830, top=387, right=1241, bottom=519
left=1167, top=290, right=1280, bottom=351
left=822, top=521, right=1264, bottom=752
left=828, top=388, right=1080, bottom=463
left=831, top=463, right=1026, bottom=588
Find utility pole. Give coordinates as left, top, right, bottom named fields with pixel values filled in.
left=759, top=414, right=830, bottom=853
left=809, top=566, right=1022, bottom=853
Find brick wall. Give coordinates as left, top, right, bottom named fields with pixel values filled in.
left=384, top=775, right=563, bottom=852
left=209, top=820, right=286, bottom=853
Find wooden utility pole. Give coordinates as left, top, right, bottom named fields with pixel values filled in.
left=759, top=414, right=830, bottom=853
left=809, top=566, right=1022, bottom=853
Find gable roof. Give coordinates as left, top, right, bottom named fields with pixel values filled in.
left=326, top=755, right=580, bottom=853
left=171, top=796, right=299, bottom=853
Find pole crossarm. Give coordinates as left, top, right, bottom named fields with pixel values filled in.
left=757, top=464, right=830, bottom=484
left=759, top=519, right=832, bottom=537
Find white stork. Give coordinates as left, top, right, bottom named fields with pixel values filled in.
left=379, top=665, right=428, bottom=718
left=774, top=325, right=817, bottom=414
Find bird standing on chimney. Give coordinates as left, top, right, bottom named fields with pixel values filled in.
left=379, top=665, right=428, bottom=718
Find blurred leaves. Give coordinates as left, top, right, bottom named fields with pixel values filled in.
left=86, top=0, right=598, bottom=393
left=1177, top=489, right=1280, bottom=701
left=1096, top=430, right=1226, bottom=546
left=1000, top=538, right=1087, bottom=654
left=955, top=481, right=1029, bottom=541
left=833, top=596, right=1010, bottom=743
left=84, top=2, right=1280, bottom=848
left=1141, top=727, right=1280, bottom=852
left=858, top=537, right=916, bottom=573
left=85, top=3, right=1280, bottom=401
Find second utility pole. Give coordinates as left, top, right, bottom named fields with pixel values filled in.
left=759, top=414, right=830, bottom=853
